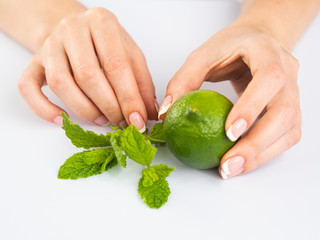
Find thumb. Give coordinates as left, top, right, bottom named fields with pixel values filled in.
left=158, top=52, right=208, bottom=120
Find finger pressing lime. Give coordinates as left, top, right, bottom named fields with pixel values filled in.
left=163, top=90, right=236, bottom=169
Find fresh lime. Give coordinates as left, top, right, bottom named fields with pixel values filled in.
left=163, top=90, right=235, bottom=169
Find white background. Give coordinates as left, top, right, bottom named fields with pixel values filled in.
left=1, top=1, right=319, bottom=239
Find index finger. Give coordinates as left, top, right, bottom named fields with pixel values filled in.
left=225, top=38, right=299, bottom=141
left=88, top=8, right=148, bottom=132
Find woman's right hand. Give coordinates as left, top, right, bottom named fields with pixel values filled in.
left=18, top=7, right=158, bottom=132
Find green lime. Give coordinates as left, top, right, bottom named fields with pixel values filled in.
left=163, top=90, right=235, bottom=169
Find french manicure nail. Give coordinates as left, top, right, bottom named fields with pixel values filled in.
left=53, top=116, right=63, bottom=126
left=220, top=169, right=228, bottom=180
left=226, top=118, right=248, bottom=141
left=129, top=112, right=146, bottom=133
left=119, top=120, right=128, bottom=128
left=158, top=95, right=173, bottom=120
left=221, top=156, right=245, bottom=179
left=94, top=115, right=110, bottom=126
left=154, top=99, right=159, bottom=114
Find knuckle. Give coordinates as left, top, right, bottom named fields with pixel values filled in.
left=288, top=126, right=302, bottom=146
left=102, top=55, right=128, bottom=75
left=74, top=65, right=98, bottom=85
left=17, top=79, right=28, bottom=96
left=87, top=7, right=118, bottom=25
left=267, top=64, right=286, bottom=83
left=59, top=15, right=78, bottom=30
left=42, top=36, right=58, bottom=52
left=43, top=36, right=54, bottom=48
left=47, top=71, right=69, bottom=90
left=185, top=49, right=209, bottom=71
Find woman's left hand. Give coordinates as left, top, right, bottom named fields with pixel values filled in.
left=158, top=24, right=301, bottom=179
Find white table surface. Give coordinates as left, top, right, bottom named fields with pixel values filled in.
left=1, top=1, right=319, bottom=240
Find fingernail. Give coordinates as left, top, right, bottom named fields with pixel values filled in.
left=94, top=115, right=110, bottom=126
left=220, top=156, right=245, bottom=179
left=226, top=118, right=248, bottom=142
left=220, top=169, right=228, bottom=180
left=129, top=112, right=146, bottom=133
left=119, top=120, right=128, bottom=128
left=154, top=99, right=159, bottom=114
left=158, top=95, right=173, bottom=120
left=53, top=116, right=63, bottom=126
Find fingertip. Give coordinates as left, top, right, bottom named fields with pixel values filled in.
left=146, top=98, right=159, bottom=121
left=158, top=95, right=173, bottom=120
left=219, top=155, right=245, bottom=179
left=19, top=59, right=70, bottom=125
left=128, top=111, right=146, bottom=133
left=52, top=115, right=64, bottom=126
left=225, top=118, right=248, bottom=142
left=219, top=168, right=229, bottom=180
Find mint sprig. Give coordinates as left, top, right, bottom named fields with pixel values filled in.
left=146, top=122, right=166, bottom=144
left=120, top=125, right=157, bottom=166
left=62, top=112, right=111, bottom=149
left=110, top=130, right=127, bottom=168
left=58, top=114, right=173, bottom=209
left=58, top=148, right=116, bottom=180
left=138, top=164, right=174, bottom=209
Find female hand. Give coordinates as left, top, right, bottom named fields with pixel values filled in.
left=158, top=25, right=301, bottom=179
left=18, top=7, right=158, bottom=132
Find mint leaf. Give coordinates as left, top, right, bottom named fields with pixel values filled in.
left=142, top=164, right=174, bottom=182
left=62, top=112, right=111, bottom=149
left=104, top=158, right=118, bottom=172
left=109, top=125, right=125, bottom=131
left=138, top=178, right=170, bottom=209
left=58, top=148, right=115, bottom=179
left=110, top=130, right=127, bottom=167
left=138, top=164, right=175, bottom=209
left=100, top=151, right=115, bottom=173
left=120, top=125, right=157, bottom=166
left=147, top=122, right=165, bottom=144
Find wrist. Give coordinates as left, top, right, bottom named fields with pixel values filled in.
left=230, top=17, right=293, bottom=51
left=233, top=0, right=320, bottom=52
left=0, top=0, right=87, bottom=52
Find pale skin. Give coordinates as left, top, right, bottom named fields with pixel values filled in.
left=1, top=0, right=319, bottom=179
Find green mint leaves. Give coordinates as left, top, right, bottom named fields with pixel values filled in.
left=138, top=164, right=174, bottom=209
left=62, top=112, right=111, bottom=149
left=147, top=122, right=166, bottom=144
left=58, top=148, right=117, bottom=180
left=120, top=125, right=157, bottom=166
left=110, top=130, right=127, bottom=167
left=58, top=113, right=174, bottom=209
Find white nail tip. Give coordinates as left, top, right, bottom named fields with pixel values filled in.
left=101, top=122, right=111, bottom=127
left=138, top=125, right=146, bottom=133
left=158, top=103, right=171, bottom=119
left=154, top=102, right=159, bottom=114
left=222, top=160, right=230, bottom=175
left=220, top=169, right=228, bottom=180
left=226, top=126, right=238, bottom=142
